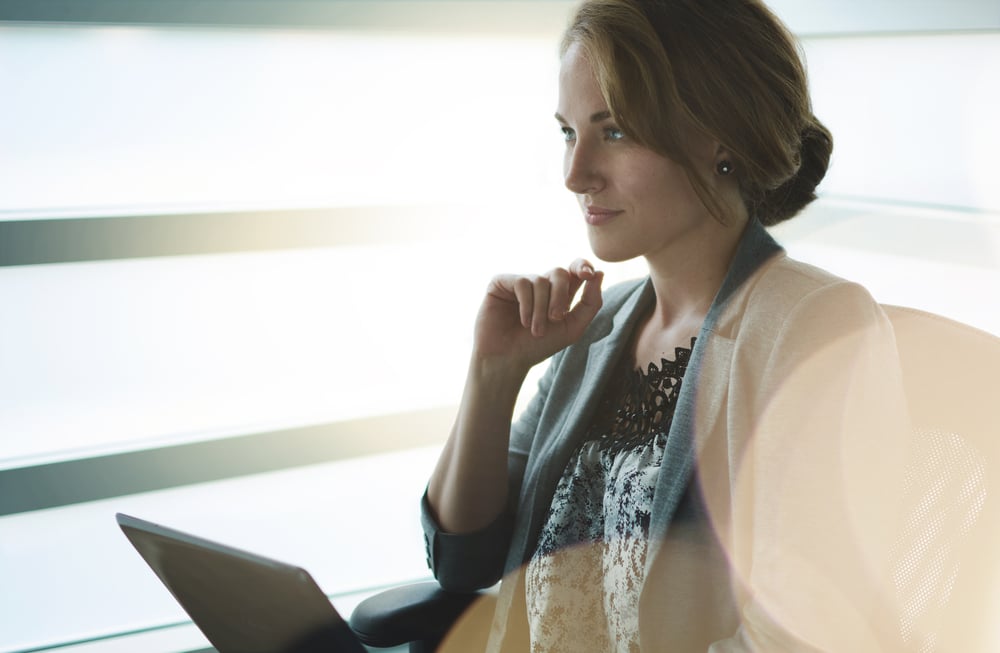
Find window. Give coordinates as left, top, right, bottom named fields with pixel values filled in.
left=1, top=2, right=998, bottom=651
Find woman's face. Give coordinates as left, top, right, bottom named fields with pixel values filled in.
left=556, top=42, right=720, bottom=264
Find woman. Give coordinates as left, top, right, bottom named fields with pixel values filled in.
left=423, top=0, right=909, bottom=650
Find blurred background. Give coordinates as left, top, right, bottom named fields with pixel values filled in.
left=1, top=1, right=998, bottom=651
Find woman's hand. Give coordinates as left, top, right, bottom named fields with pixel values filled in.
left=426, top=260, right=602, bottom=534
left=472, top=258, right=604, bottom=373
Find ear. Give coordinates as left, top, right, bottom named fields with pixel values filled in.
left=713, top=143, right=734, bottom=167
left=711, top=143, right=737, bottom=177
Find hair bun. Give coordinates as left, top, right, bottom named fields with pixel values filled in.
left=757, top=118, right=833, bottom=226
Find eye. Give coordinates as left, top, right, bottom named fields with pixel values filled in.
left=560, top=126, right=576, bottom=143
left=604, top=126, right=625, bottom=142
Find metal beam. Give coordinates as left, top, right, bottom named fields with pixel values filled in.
left=0, top=406, right=452, bottom=515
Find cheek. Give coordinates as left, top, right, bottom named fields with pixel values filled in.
left=624, top=164, right=674, bottom=202
left=622, top=152, right=671, bottom=190
left=627, top=170, right=699, bottom=217
left=647, top=163, right=697, bottom=201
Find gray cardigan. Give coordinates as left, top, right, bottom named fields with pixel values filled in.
left=422, top=220, right=909, bottom=651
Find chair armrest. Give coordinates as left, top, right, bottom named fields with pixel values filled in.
left=348, top=581, right=484, bottom=648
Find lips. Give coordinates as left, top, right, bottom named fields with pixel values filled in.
left=584, top=205, right=623, bottom=226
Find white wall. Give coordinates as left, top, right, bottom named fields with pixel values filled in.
left=805, top=33, right=1000, bottom=212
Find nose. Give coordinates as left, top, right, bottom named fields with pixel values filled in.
left=564, top=140, right=603, bottom=195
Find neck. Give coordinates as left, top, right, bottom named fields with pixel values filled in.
left=644, top=213, right=749, bottom=331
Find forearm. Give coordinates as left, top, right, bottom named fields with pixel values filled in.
left=427, top=261, right=603, bottom=533
left=426, top=355, right=528, bottom=534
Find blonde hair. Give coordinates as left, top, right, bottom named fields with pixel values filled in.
left=561, top=0, right=832, bottom=225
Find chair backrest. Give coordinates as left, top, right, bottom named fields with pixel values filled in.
left=882, top=305, right=1000, bottom=652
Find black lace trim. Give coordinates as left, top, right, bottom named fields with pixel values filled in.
left=586, top=337, right=695, bottom=455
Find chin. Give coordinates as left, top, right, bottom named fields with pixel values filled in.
left=587, top=236, right=636, bottom=264
left=592, top=251, right=631, bottom=264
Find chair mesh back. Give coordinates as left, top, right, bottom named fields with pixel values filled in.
left=882, top=305, right=1000, bottom=651
left=893, top=428, right=988, bottom=653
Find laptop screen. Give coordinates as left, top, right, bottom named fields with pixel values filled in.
left=117, top=513, right=365, bottom=653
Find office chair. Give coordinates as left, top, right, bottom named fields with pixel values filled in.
left=882, top=305, right=1000, bottom=652
left=349, top=581, right=485, bottom=652
left=350, top=305, right=1000, bottom=652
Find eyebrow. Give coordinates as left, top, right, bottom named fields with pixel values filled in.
left=554, top=110, right=613, bottom=124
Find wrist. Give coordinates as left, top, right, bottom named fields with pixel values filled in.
left=468, top=351, right=530, bottom=389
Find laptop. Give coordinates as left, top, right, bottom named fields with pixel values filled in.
left=117, top=513, right=367, bottom=653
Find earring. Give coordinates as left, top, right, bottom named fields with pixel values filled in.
left=716, top=160, right=733, bottom=176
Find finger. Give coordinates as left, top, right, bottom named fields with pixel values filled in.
left=568, top=258, right=598, bottom=280
left=546, top=268, right=572, bottom=321
left=581, top=270, right=604, bottom=305
left=531, top=276, right=552, bottom=337
left=486, top=274, right=517, bottom=302
left=565, top=259, right=597, bottom=310
left=512, top=276, right=534, bottom=330
left=564, top=271, right=604, bottom=338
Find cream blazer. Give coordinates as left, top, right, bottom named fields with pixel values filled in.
left=423, top=220, right=910, bottom=652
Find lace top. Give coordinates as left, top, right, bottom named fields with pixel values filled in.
left=525, top=338, right=695, bottom=652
